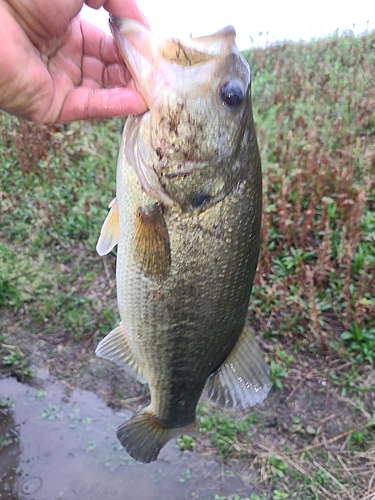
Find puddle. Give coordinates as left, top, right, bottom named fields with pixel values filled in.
left=0, top=372, right=257, bottom=500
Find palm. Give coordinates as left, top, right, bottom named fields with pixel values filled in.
left=0, top=0, right=147, bottom=123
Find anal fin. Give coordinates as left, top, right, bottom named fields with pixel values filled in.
left=95, top=322, right=146, bottom=383
left=206, top=324, right=270, bottom=409
left=96, top=197, right=119, bottom=256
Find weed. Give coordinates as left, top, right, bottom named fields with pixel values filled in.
left=0, top=114, right=119, bottom=346
left=68, top=408, right=94, bottom=430
left=176, top=435, right=195, bottom=452
left=350, top=430, right=365, bottom=446
left=273, top=491, right=290, bottom=499
left=199, top=412, right=250, bottom=456
left=86, top=439, right=96, bottom=451
left=312, top=469, right=330, bottom=486
left=269, top=455, right=287, bottom=480
left=269, top=360, right=288, bottom=391
left=3, top=350, right=24, bottom=367
left=104, top=444, right=131, bottom=471
left=341, top=323, right=375, bottom=363
left=214, top=495, right=262, bottom=500
left=0, top=397, right=15, bottom=409
left=0, top=431, right=19, bottom=450
left=245, top=31, right=375, bottom=351
left=39, top=403, right=63, bottom=420
left=0, top=340, right=33, bottom=376
left=0, top=243, right=52, bottom=310
left=179, top=468, right=191, bottom=483
left=34, top=390, right=48, bottom=399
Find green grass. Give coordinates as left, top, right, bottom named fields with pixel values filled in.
left=0, top=242, right=52, bottom=309
left=269, top=360, right=288, bottom=391
left=214, top=495, right=267, bottom=500
left=0, top=333, right=34, bottom=377
left=244, top=31, right=375, bottom=361
left=198, top=405, right=259, bottom=456
left=0, top=117, right=120, bottom=342
left=341, top=323, right=375, bottom=363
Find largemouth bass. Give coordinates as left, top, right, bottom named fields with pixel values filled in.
left=96, top=18, right=270, bottom=463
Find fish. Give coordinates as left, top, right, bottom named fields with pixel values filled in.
left=96, top=17, right=270, bottom=463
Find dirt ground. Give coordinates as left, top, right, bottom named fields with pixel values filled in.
left=1, top=310, right=374, bottom=500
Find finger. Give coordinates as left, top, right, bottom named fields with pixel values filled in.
left=85, top=0, right=148, bottom=26
left=106, top=64, right=131, bottom=87
left=57, top=87, right=147, bottom=122
left=80, top=62, right=129, bottom=88
left=81, top=20, right=123, bottom=64
left=81, top=50, right=133, bottom=88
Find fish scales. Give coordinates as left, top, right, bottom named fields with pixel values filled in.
left=118, top=154, right=260, bottom=419
left=96, top=18, right=270, bottom=463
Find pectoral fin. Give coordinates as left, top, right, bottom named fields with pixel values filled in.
left=134, top=203, right=171, bottom=279
left=95, top=322, right=146, bottom=383
left=206, top=324, right=270, bottom=409
left=96, top=198, right=119, bottom=256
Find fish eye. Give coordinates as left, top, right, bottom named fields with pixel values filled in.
left=220, top=81, right=244, bottom=108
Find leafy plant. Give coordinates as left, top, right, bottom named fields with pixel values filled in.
left=39, top=403, right=63, bottom=420
left=0, top=431, right=19, bottom=450
left=341, top=324, right=375, bottom=363
left=0, top=341, right=33, bottom=376
left=176, top=435, right=195, bottom=452
left=270, top=360, right=288, bottom=391
left=273, top=491, right=290, bottom=500
left=214, top=495, right=263, bottom=500
left=199, top=413, right=250, bottom=456
left=179, top=468, right=191, bottom=483
left=0, top=397, right=15, bottom=409
left=269, top=455, right=287, bottom=480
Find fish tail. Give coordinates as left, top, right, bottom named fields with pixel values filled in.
left=117, top=409, right=197, bottom=463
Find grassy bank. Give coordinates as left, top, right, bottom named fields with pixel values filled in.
left=1, top=30, right=375, bottom=500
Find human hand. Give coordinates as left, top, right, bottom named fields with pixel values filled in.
left=0, top=0, right=148, bottom=123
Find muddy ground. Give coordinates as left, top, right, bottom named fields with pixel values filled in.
left=1, top=311, right=374, bottom=500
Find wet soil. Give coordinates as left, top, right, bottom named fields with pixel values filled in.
left=0, top=315, right=262, bottom=500
left=0, top=372, right=259, bottom=500
left=1, top=314, right=374, bottom=500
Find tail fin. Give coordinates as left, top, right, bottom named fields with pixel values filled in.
left=117, top=410, right=197, bottom=463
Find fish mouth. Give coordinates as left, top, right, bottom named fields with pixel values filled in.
left=111, top=18, right=249, bottom=214
left=109, top=17, right=238, bottom=108
left=156, top=25, right=237, bottom=66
